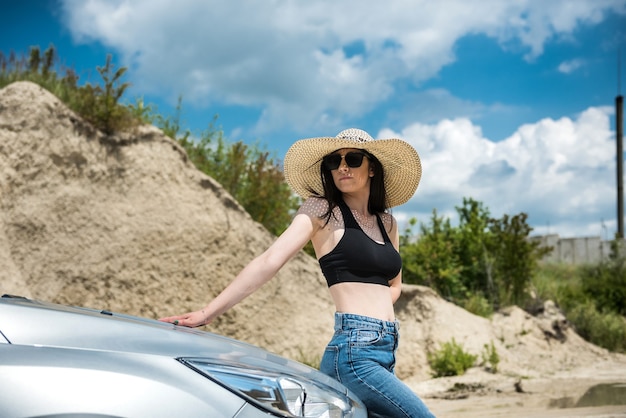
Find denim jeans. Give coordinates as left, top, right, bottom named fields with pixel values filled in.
left=320, top=313, right=435, bottom=418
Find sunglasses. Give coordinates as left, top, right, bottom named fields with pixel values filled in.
left=323, top=152, right=368, bottom=170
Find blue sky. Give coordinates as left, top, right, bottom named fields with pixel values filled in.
left=2, top=0, right=626, bottom=239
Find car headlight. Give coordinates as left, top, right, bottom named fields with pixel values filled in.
left=180, top=358, right=357, bottom=417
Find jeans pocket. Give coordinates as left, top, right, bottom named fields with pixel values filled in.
left=351, top=329, right=382, bottom=346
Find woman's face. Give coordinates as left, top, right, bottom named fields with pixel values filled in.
left=323, top=148, right=374, bottom=195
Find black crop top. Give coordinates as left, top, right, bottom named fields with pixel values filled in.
left=318, top=201, right=402, bottom=287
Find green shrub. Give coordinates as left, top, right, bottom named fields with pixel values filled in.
left=489, top=212, right=550, bottom=308
left=427, top=338, right=477, bottom=377
left=72, top=54, right=135, bottom=135
left=480, top=341, right=500, bottom=373
left=567, top=301, right=626, bottom=353
left=531, top=263, right=580, bottom=305
left=176, top=122, right=300, bottom=236
left=580, top=255, right=626, bottom=316
left=461, top=292, right=493, bottom=318
left=1, top=46, right=136, bottom=135
left=400, top=212, right=465, bottom=300
left=532, top=259, right=626, bottom=353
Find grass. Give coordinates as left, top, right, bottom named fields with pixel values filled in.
left=532, top=262, right=626, bottom=353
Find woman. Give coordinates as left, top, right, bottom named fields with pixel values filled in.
left=160, top=128, right=435, bottom=418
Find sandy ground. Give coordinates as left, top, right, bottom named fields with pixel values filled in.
left=413, top=360, right=626, bottom=417
left=428, top=398, right=626, bottom=418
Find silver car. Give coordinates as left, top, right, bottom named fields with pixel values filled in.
left=0, top=294, right=366, bottom=418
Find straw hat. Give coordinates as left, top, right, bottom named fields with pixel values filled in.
left=283, top=128, right=421, bottom=208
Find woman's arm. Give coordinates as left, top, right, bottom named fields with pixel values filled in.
left=159, top=211, right=317, bottom=327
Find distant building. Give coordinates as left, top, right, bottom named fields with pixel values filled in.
left=530, top=234, right=620, bottom=265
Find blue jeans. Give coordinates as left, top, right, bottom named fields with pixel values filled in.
left=320, top=313, right=435, bottom=418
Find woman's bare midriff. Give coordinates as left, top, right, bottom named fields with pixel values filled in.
left=328, top=282, right=396, bottom=322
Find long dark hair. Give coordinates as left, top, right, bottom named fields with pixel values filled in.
left=311, top=150, right=388, bottom=225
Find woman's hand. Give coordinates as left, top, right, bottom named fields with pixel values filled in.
left=159, top=309, right=208, bottom=328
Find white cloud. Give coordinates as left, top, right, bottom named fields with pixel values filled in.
left=56, top=0, right=624, bottom=239
left=59, top=0, right=625, bottom=135
left=558, top=58, right=586, bottom=74
left=386, top=106, right=617, bottom=238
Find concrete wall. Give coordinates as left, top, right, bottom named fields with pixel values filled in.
left=530, top=234, right=618, bottom=265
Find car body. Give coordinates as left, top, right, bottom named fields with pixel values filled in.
left=0, top=294, right=366, bottom=418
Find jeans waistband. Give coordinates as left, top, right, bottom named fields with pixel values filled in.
left=334, top=312, right=399, bottom=333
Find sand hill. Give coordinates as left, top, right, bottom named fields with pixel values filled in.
left=1, top=81, right=625, bottom=416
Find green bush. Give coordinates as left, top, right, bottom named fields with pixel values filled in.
left=567, top=301, right=626, bottom=353
left=461, top=292, right=493, bottom=318
left=1, top=46, right=136, bottom=135
left=427, top=338, right=477, bottom=377
left=580, top=255, right=626, bottom=316
left=531, top=263, right=580, bottom=306
left=176, top=122, right=300, bottom=236
left=400, top=213, right=465, bottom=300
left=489, top=212, right=550, bottom=308
left=480, top=341, right=500, bottom=373
left=532, top=262, right=626, bottom=353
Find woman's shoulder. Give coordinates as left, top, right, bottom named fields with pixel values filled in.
left=297, top=197, right=344, bottom=229
left=297, top=196, right=331, bottom=218
left=378, top=211, right=397, bottom=233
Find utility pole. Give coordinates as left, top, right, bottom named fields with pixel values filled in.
left=617, top=93, right=624, bottom=238
left=618, top=46, right=624, bottom=239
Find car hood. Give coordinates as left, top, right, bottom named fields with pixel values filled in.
left=0, top=296, right=318, bottom=380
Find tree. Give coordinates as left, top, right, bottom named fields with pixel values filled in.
left=455, top=198, right=494, bottom=301
left=400, top=198, right=549, bottom=312
left=400, top=211, right=464, bottom=300
left=489, top=213, right=549, bottom=307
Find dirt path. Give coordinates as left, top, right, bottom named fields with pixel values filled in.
left=413, top=360, right=626, bottom=417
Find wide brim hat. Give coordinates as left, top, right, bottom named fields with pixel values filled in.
left=283, top=128, right=421, bottom=208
